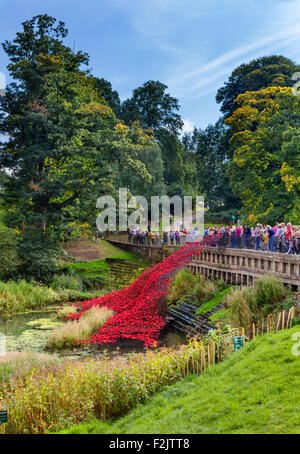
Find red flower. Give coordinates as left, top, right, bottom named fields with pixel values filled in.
left=69, top=236, right=218, bottom=347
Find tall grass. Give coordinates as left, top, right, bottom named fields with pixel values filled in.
left=0, top=280, right=61, bottom=314
left=0, top=279, right=114, bottom=315
left=0, top=351, right=64, bottom=385
left=0, top=336, right=221, bottom=434
left=222, top=275, right=289, bottom=327
left=47, top=306, right=113, bottom=350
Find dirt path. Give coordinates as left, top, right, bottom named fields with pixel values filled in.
left=63, top=240, right=127, bottom=262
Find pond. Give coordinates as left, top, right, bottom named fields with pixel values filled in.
left=0, top=310, right=186, bottom=359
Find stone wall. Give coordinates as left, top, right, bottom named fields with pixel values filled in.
left=107, top=239, right=300, bottom=290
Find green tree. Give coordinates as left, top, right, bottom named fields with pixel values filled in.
left=182, top=119, right=240, bottom=213
left=121, top=80, right=183, bottom=134
left=216, top=55, right=298, bottom=117
left=0, top=15, right=152, bottom=280
left=91, top=76, right=121, bottom=117
left=226, top=86, right=300, bottom=224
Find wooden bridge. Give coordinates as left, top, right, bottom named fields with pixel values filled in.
left=106, top=236, right=300, bottom=291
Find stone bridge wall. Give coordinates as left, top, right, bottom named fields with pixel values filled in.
left=106, top=238, right=300, bottom=290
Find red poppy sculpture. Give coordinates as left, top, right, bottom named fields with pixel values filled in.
left=69, top=234, right=220, bottom=347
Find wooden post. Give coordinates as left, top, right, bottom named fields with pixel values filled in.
left=282, top=310, right=285, bottom=331
left=286, top=308, right=291, bottom=329
left=252, top=323, right=256, bottom=338
left=261, top=317, right=264, bottom=335
left=276, top=312, right=281, bottom=332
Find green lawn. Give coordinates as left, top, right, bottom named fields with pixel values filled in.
left=61, top=325, right=300, bottom=434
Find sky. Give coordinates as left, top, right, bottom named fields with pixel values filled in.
left=1, top=0, right=300, bottom=131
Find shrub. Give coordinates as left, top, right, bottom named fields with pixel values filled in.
left=0, top=229, right=19, bottom=279
left=167, top=268, right=199, bottom=306
left=47, top=306, right=113, bottom=350
left=50, top=274, right=83, bottom=292
left=221, top=276, right=289, bottom=328
left=0, top=280, right=62, bottom=314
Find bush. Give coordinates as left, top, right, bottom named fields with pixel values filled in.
left=17, top=230, right=60, bottom=284
left=167, top=268, right=198, bottom=306
left=47, top=306, right=113, bottom=350
left=222, top=276, right=289, bottom=328
left=50, top=274, right=83, bottom=292
left=0, top=280, right=62, bottom=314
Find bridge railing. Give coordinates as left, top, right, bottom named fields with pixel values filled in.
left=105, top=231, right=300, bottom=255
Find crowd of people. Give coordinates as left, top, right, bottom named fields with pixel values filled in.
left=205, top=222, right=300, bottom=254
left=127, top=226, right=200, bottom=246
left=126, top=221, right=300, bottom=255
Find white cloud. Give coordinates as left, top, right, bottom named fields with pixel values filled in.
left=181, top=118, right=195, bottom=134
left=111, top=0, right=300, bottom=103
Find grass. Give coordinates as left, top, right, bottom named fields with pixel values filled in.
left=0, top=279, right=111, bottom=315
left=65, top=250, right=148, bottom=292
left=196, top=288, right=231, bottom=315
left=61, top=325, right=300, bottom=434
left=47, top=306, right=113, bottom=350
left=0, top=352, right=65, bottom=384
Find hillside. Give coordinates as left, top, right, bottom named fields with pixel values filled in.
left=62, top=325, right=300, bottom=434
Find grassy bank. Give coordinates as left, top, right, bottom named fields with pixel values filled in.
left=0, top=279, right=108, bottom=315
left=61, top=325, right=300, bottom=434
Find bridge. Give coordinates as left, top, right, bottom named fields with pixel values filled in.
left=106, top=235, right=300, bottom=291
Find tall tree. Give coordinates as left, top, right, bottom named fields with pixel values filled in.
left=0, top=15, right=152, bottom=280
left=216, top=55, right=298, bottom=118
left=91, top=76, right=121, bottom=117
left=225, top=86, right=300, bottom=224
left=121, top=80, right=183, bottom=134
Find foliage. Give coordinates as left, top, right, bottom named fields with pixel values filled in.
left=47, top=306, right=113, bottom=350
left=216, top=55, right=298, bottom=117
left=182, top=119, right=239, bottom=209
left=0, top=351, right=64, bottom=385
left=196, top=288, right=231, bottom=315
left=0, top=278, right=111, bottom=315
left=0, top=334, right=230, bottom=434
left=166, top=268, right=199, bottom=306
left=0, top=14, right=153, bottom=280
left=0, top=228, right=19, bottom=279
left=226, top=86, right=300, bottom=223
left=68, top=326, right=300, bottom=434
left=221, top=276, right=289, bottom=327
left=121, top=80, right=183, bottom=134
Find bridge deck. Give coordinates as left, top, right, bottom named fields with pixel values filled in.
left=106, top=237, right=300, bottom=290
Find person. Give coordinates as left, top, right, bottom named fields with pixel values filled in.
left=231, top=214, right=236, bottom=225
left=169, top=230, right=175, bottom=245
left=267, top=225, right=275, bottom=252
left=163, top=231, right=168, bottom=245
left=235, top=224, right=242, bottom=248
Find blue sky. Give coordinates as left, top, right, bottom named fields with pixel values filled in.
left=1, top=0, right=300, bottom=131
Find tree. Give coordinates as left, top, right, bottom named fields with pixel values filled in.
left=182, top=120, right=240, bottom=213
left=121, top=80, right=183, bottom=134
left=216, top=55, right=298, bottom=117
left=91, top=76, right=121, bottom=117
left=0, top=15, right=153, bottom=280
left=225, top=86, right=300, bottom=224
